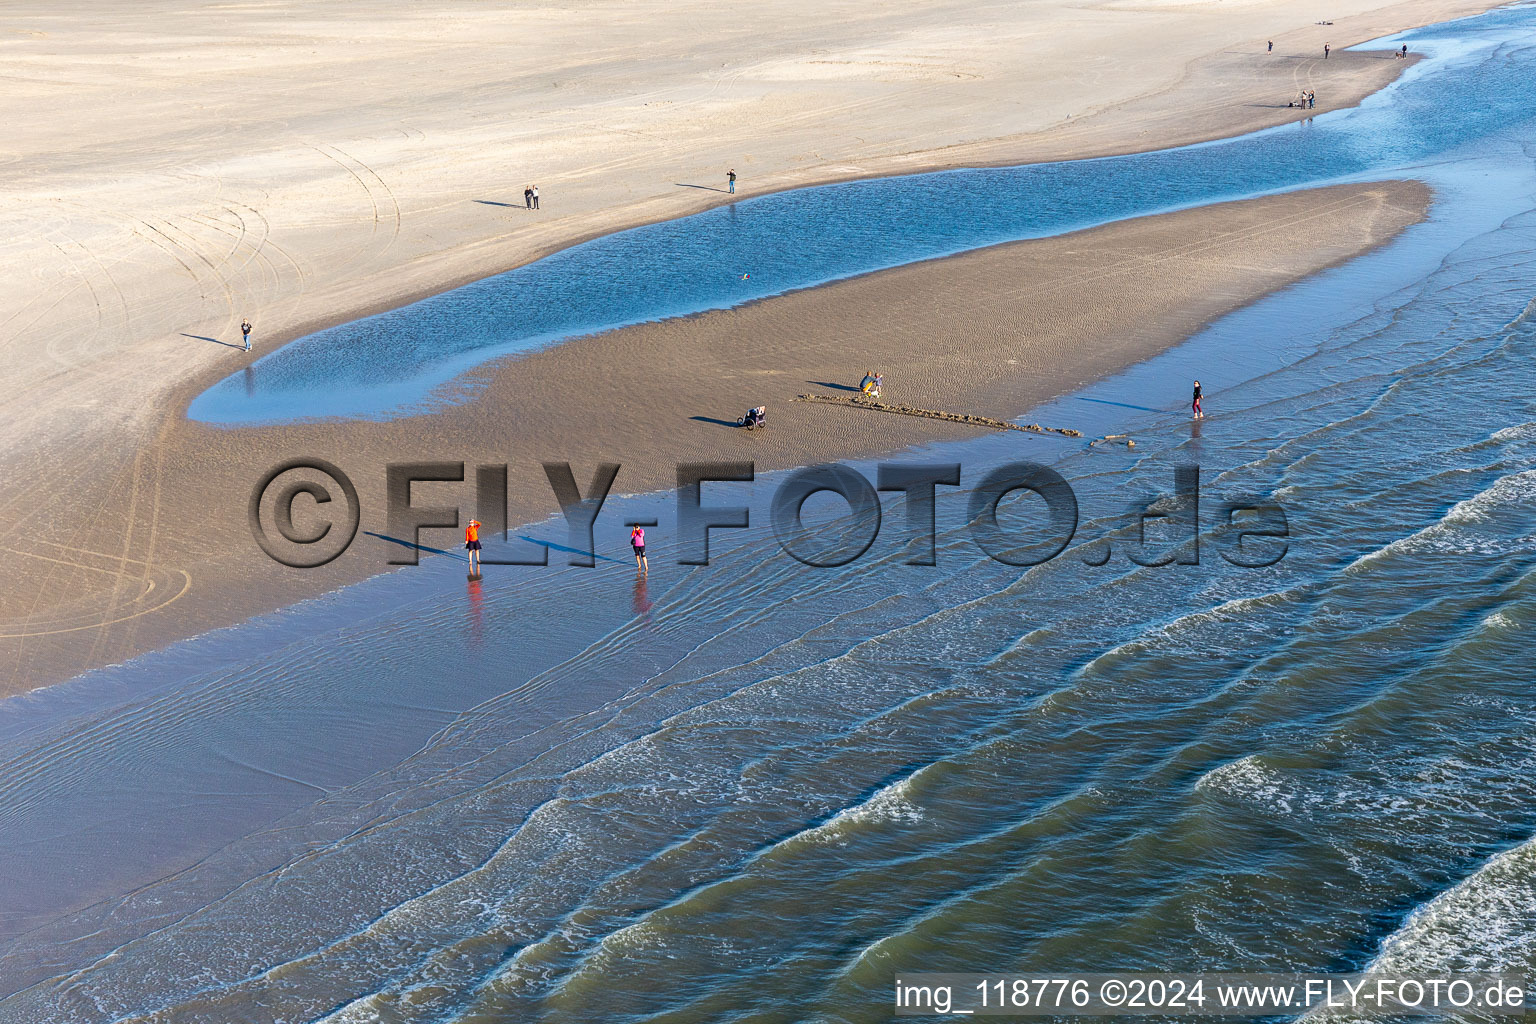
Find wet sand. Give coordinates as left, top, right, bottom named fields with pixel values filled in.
left=0, top=180, right=1429, bottom=693
left=2, top=0, right=1487, bottom=694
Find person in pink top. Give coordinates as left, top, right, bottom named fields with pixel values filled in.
left=631, top=525, right=648, bottom=574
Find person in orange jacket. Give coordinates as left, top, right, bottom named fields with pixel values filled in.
left=465, top=518, right=482, bottom=573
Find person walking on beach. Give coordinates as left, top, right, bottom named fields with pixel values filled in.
left=631, top=525, right=648, bottom=574
left=727, top=168, right=737, bottom=194
left=465, top=518, right=482, bottom=574
left=532, top=185, right=540, bottom=210
left=1308, top=90, right=1316, bottom=108
left=241, top=318, right=252, bottom=352
left=1192, top=380, right=1204, bottom=419
left=1401, top=43, right=1409, bottom=58
left=1324, top=42, right=1331, bottom=59
left=1267, top=40, right=1274, bottom=52
left=524, top=186, right=533, bottom=209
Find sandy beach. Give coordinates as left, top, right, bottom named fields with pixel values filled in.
left=5, top=179, right=1427, bottom=692
left=0, top=0, right=1491, bottom=694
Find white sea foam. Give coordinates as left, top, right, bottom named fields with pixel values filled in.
left=1479, top=610, right=1517, bottom=633
left=1368, top=835, right=1536, bottom=974
left=1196, top=755, right=1302, bottom=817
left=1345, top=469, right=1536, bottom=571
left=502, top=764, right=934, bottom=1002
left=1198, top=744, right=1536, bottom=828
left=793, top=773, right=925, bottom=846
left=1077, top=588, right=1300, bottom=678
left=1298, top=838, right=1536, bottom=1023
left=1490, top=421, right=1536, bottom=443
left=315, top=990, right=391, bottom=1024
left=1439, top=470, right=1536, bottom=525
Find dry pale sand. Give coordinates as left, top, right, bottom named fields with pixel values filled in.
left=0, top=0, right=1486, bottom=693
left=1, top=180, right=1429, bottom=692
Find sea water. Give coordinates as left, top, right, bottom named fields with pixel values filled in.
left=192, top=3, right=1532, bottom=425
left=3, top=6, right=1536, bottom=1022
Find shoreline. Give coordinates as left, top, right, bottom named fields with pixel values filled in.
left=0, top=0, right=1494, bottom=696
left=4, top=180, right=1431, bottom=696
left=173, top=48, right=1431, bottom=420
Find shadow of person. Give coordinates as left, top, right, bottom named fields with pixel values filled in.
left=182, top=333, right=244, bottom=349
left=1075, top=396, right=1160, bottom=413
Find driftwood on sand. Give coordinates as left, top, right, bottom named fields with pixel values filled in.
left=792, top=393, right=1082, bottom=438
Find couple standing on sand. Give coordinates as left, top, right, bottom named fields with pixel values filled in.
left=465, top=518, right=649, bottom=575
left=523, top=185, right=540, bottom=209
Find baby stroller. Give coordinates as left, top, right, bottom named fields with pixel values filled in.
left=739, top=405, right=766, bottom=430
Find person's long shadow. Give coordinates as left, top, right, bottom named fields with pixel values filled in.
left=473, top=199, right=520, bottom=208
left=808, top=380, right=861, bottom=393
left=365, top=531, right=469, bottom=562
left=183, top=333, right=243, bottom=349
left=366, top=530, right=627, bottom=564
left=1075, top=396, right=1161, bottom=413
left=675, top=183, right=730, bottom=193
left=691, top=415, right=742, bottom=428
left=516, top=536, right=626, bottom=564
